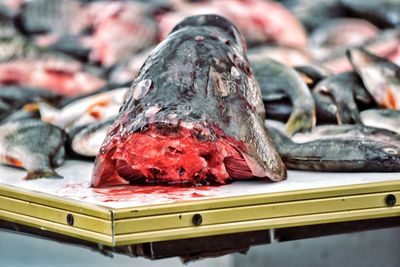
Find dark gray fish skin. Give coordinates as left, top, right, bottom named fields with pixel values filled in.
left=313, top=72, right=372, bottom=124
left=360, top=109, right=400, bottom=135
left=46, top=35, right=90, bottom=62
left=267, top=126, right=400, bottom=172
left=264, top=98, right=293, bottom=122
left=67, top=118, right=114, bottom=159
left=340, top=0, right=400, bottom=27
left=292, top=124, right=400, bottom=148
left=0, top=119, right=66, bottom=180
left=251, top=58, right=316, bottom=135
left=0, top=85, right=61, bottom=121
left=312, top=89, right=338, bottom=124
left=92, top=14, right=286, bottom=187
left=347, top=48, right=400, bottom=110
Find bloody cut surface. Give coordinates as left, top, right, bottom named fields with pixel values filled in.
left=91, top=14, right=286, bottom=188
left=92, top=123, right=254, bottom=187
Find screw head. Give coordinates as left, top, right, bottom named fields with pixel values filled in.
left=385, top=194, right=396, bottom=206
left=66, top=213, right=74, bottom=226
left=192, top=213, right=202, bottom=226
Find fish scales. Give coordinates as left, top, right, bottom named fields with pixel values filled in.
left=91, top=15, right=286, bottom=187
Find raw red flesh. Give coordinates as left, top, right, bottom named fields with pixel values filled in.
left=92, top=125, right=253, bottom=188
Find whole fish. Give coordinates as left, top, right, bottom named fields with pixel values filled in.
left=251, top=58, right=316, bottom=135
left=40, top=87, right=127, bottom=129
left=0, top=119, right=66, bottom=179
left=67, top=118, right=114, bottom=158
left=92, top=15, right=287, bottom=187
left=360, top=109, right=400, bottom=135
left=347, top=48, right=400, bottom=109
left=267, top=126, right=400, bottom=172
left=312, top=72, right=373, bottom=124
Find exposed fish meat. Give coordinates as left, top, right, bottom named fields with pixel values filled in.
left=92, top=15, right=286, bottom=187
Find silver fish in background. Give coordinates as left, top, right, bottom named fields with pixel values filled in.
left=267, top=126, right=400, bottom=172
left=361, top=109, right=400, bottom=135
left=67, top=118, right=114, bottom=158
left=251, top=58, right=316, bottom=135
left=92, top=15, right=286, bottom=187
left=312, top=72, right=373, bottom=124
left=0, top=119, right=66, bottom=179
left=40, top=87, right=127, bottom=129
left=347, top=48, right=400, bottom=109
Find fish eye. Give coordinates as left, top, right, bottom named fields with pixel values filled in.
left=383, top=147, right=398, bottom=155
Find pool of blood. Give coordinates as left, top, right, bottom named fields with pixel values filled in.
left=92, top=124, right=253, bottom=187
left=93, top=185, right=213, bottom=202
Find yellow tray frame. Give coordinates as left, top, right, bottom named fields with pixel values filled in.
left=1, top=180, right=400, bottom=246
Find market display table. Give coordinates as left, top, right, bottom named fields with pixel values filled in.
left=1, top=160, right=399, bottom=258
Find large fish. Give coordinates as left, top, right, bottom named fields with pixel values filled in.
left=251, top=58, right=316, bottom=135
left=267, top=126, right=400, bottom=172
left=360, top=109, right=400, bottom=135
left=92, top=15, right=287, bottom=187
left=0, top=119, right=66, bottom=179
left=347, top=48, right=400, bottom=109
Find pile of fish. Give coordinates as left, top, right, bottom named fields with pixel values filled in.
left=0, top=0, right=399, bottom=186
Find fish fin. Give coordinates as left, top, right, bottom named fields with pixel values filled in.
left=24, top=170, right=63, bottom=180
left=285, top=109, right=316, bottom=136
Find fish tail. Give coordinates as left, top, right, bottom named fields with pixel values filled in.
left=285, top=109, right=316, bottom=136
left=24, top=170, right=63, bottom=180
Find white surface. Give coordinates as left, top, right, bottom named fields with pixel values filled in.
left=1, top=160, right=400, bottom=209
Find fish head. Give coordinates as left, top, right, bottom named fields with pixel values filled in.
left=347, top=48, right=400, bottom=109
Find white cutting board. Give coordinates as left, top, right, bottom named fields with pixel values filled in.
left=1, top=160, right=399, bottom=209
